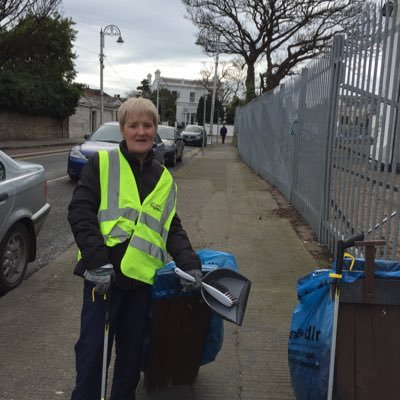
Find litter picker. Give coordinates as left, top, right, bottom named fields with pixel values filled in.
left=101, top=293, right=110, bottom=400
left=327, top=233, right=364, bottom=400
left=367, top=210, right=397, bottom=235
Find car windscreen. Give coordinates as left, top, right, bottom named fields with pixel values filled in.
left=90, top=125, right=122, bottom=143
left=158, top=126, right=175, bottom=140
left=184, top=126, right=202, bottom=133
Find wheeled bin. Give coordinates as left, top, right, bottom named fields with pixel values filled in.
left=142, top=249, right=250, bottom=391
left=288, top=238, right=400, bottom=400
left=332, top=240, right=400, bottom=400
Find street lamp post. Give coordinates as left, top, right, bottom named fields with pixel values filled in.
left=195, top=34, right=221, bottom=146
left=156, top=78, right=164, bottom=121
left=99, top=24, right=124, bottom=125
left=202, top=90, right=208, bottom=156
left=209, top=38, right=220, bottom=145
left=156, top=81, right=160, bottom=118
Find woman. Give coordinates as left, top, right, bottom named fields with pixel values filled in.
left=68, top=97, right=202, bottom=400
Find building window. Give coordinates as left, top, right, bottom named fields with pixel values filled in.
left=190, top=92, right=195, bottom=102
left=172, top=90, right=178, bottom=98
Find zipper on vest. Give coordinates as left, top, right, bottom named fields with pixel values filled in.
left=138, top=164, right=143, bottom=204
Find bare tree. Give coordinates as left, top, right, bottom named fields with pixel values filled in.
left=0, top=0, right=61, bottom=66
left=197, top=58, right=246, bottom=109
left=221, top=58, right=247, bottom=102
left=182, top=0, right=363, bottom=101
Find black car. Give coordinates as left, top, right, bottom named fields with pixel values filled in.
left=157, top=125, right=184, bottom=166
left=181, top=125, right=207, bottom=147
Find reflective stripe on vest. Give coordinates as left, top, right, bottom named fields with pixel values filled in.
left=98, top=149, right=176, bottom=284
left=98, top=149, right=139, bottom=244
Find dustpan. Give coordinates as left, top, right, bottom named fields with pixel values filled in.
left=201, top=268, right=251, bottom=326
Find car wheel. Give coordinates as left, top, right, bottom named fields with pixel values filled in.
left=0, top=222, right=31, bottom=294
left=170, top=151, right=177, bottom=167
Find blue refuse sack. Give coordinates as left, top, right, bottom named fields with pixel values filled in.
left=147, top=248, right=239, bottom=366
left=288, top=258, right=400, bottom=400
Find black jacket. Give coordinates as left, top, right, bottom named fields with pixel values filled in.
left=68, top=141, right=201, bottom=289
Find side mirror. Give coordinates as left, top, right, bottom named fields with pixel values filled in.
left=84, top=133, right=91, bottom=140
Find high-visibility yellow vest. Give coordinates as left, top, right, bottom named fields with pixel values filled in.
left=96, top=148, right=177, bottom=284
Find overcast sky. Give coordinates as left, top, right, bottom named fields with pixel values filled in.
left=61, top=0, right=210, bottom=97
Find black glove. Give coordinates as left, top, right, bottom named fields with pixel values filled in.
left=179, top=269, right=203, bottom=292
left=83, top=263, right=114, bottom=295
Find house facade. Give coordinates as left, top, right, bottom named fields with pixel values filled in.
left=0, top=75, right=204, bottom=141
left=149, top=69, right=205, bottom=126
left=68, top=88, right=123, bottom=138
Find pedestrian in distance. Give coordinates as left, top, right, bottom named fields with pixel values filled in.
left=68, top=97, right=202, bottom=400
left=220, top=123, right=228, bottom=144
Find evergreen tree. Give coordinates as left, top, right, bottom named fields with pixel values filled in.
left=225, top=96, right=243, bottom=125
left=196, top=94, right=224, bottom=125
left=149, top=88, right=177, bottom=125
left=0, top=12, right=83, bottom=118
left=136, top=79, right=151, bottom=98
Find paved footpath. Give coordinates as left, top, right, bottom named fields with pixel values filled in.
left=0, top=142, right=319, bottom=400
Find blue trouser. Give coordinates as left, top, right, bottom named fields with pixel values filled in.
left=71, top=281, right=151, bottom=400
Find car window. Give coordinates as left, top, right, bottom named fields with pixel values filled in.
left=185, top=126, right=202, bottom=133
left=90, top=124, right=122, bottom=143
left=0, top=162, right=5, bottom=181
left=158, top=126, right=175, bottom=140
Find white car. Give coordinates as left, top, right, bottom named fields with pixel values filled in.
left=0, top=150, right=50, bottom=294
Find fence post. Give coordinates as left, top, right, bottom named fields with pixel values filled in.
left=289, top=68, right=308, bottom=205
left=274, top=84, right=286, bottom=182
left=319, top=35, right=345, bottom=244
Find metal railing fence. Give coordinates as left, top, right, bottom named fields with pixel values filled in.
left=236, top=2, right=400, bottom=259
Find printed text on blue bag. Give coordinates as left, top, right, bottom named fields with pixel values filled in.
left=289, top=325, right=321, bottom=341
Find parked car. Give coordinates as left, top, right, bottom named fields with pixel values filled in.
left=0, top=150, right=50, bottom=294
left=67, top=121, right=166, bottom=180
left=181, top=125, right=207, bottom=147
left=157, top=125, right=184, bottom=166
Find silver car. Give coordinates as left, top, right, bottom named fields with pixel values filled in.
left=0, top=150, right=50, bottom=294
left=157, top=125, right=184, bottom=166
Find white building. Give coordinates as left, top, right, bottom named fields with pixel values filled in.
left=148, top=69, right=206, bottom=126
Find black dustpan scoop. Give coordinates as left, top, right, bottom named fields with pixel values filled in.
left=175, top=267, right=251, bottom=326
left=202, top=268, right=251, bottom=326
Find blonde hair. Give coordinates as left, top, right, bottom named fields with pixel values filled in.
left=117, top=97, right=158, bottom=130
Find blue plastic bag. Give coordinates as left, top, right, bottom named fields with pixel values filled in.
left=288, top=259, right=400, bottom=399
left=288, top=269, right=333, bottom=400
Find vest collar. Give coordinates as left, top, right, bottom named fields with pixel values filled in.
left=119, top=140, right=155, bottom=167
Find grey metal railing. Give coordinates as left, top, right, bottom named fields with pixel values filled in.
left=236, top=2, right=400, bottom=259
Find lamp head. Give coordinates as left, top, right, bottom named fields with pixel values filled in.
left=117, top=36, right=124, bottom=44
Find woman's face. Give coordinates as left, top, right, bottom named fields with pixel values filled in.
left=121, top=112, right=156, bottom=161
